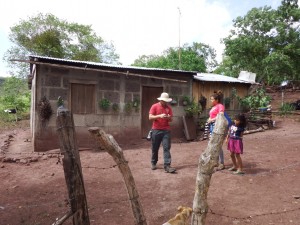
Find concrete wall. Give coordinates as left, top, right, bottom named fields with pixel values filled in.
left=32, top=64, right=193, bottom=151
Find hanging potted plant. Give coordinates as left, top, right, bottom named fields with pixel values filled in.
left=182, top=96, right=190, bottom=106
left=112, top=103, right=119, bottom=112
left=124, top=101, right=133, bottom=114
left=224, top=97, right=231, bottom=108
left=184, top=100, right=202, bottom=117
left=99, top=98, right=111, bottom=110
left=170, top=96, right=178, bottom=105
left=132, top=98, right=140, bottom=112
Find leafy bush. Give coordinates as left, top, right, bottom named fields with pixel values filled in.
left=279, top=103, right=295, bottom=116
left=0, top=77, right=31, bottom=123
left=184, top=100, right=202, bottom=117
left=234, top=87, right=271, bottom=110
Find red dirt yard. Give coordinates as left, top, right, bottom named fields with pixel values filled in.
left=0, top=91, right=300, bottom=225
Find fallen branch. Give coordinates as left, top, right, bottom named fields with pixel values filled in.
left=244, top=127, right=264, bottom=135
left=52, top=211, right=73, bottom=225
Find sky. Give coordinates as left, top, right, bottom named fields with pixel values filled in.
left=0, top=0, right=282, bottom=77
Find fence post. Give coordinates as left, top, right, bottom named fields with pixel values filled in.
left=56, top=108, right=90, bottom=225
left=88, top=127, right=147, bottom=225
left=191, top=113, right=228, bottom=225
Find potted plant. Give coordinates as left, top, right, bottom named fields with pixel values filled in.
left=224, top=97, right=231, bottom=108
left=112, top=103, right=119, bottom=112
left=132, top=98, right=140, bottom=112
left=170, top=96, right=178, bottom=105
left=184, top=100, right=202, bottom=117
left=182, top=96, right=190, bottom=106
left=99, top=98, right=111, bottom=110
left=124, top=101, right=133, bottom=113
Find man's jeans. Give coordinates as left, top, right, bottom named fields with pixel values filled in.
left=151, top=130, right=171, bottom=167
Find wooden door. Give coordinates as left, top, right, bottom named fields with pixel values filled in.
left=141, top=86, right=163, bottom=138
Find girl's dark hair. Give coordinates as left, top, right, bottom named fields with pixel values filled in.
left=211, top=90, right=223, bottom=103
left=234, top=113, right=247, bottom=128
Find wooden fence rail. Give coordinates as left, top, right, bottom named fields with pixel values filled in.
left=88, top=127, right=147, bottom=225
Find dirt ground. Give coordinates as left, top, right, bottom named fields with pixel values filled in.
left=0, top=90, right=300, bottom=225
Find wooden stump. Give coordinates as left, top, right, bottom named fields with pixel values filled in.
left=56, top=108, right=90, bottom=225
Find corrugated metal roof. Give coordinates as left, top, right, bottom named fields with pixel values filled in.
left=29, top=55, right=197, bottom=74
left=194, top=73, right=255, bottom=84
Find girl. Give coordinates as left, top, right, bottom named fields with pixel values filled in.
left=226, top=114, right=247, bottom=175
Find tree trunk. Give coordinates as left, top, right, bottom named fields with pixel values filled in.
left=191, top=113, right=228, bottom=225
left=56, top=108, right=90, bottom=225
left=88, top=127, right=147, bottom=225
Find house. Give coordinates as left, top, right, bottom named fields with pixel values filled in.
left=27, top=56, right=196, bottom=151
left=193, top=72, right=257, bottom=113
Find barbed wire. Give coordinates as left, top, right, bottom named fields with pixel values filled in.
left=1, top=150, right=300, bottom=176
left=1, top=194, right=299, bottom=223
left=208, top=206, right=300, bottom=220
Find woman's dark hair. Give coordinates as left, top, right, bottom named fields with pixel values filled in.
left=211, top=90, right=223, bottom=103
left=234, top=113, right=247, bottom=128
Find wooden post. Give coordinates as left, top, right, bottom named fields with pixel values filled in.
left=56, top=108, right=90, bottom=225
left=191, top=113, right=228, bottom=225
left=88, top=127, right=147, bottom=225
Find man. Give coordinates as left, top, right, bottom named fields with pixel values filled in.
left=149, top=92, right=176, bottom=173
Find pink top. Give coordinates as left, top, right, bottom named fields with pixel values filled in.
left=209, top=103, right=225, bottom=119
left=149, top=102, right=173, bottom=130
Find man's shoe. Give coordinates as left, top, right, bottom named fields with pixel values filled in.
left=151, top=164, right=157, bottom=170
left=164, top=166, right=176, bottom=173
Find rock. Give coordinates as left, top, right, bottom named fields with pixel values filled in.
left=19, top=159, right=28, bottom=164
left=30, top=157, right=39, bottom=162
left=3, top=157, right=13, bottom=162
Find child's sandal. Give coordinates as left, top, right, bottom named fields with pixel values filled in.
left=233, top=170, right=245, bottom=175
left=228, top=167, right=237, bottom=171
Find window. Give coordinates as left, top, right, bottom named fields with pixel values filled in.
left=71, top=83, right=95, bottom=114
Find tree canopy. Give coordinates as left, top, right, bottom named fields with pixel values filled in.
left=4, top=13, right=120, bottom=78
left=132, top=42, right=217, bottom=72
left=220, top=0, right=300, bottom=84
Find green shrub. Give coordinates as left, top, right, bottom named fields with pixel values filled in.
left=279, top=103, right=295, bottom=116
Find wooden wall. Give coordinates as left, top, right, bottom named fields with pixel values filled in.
left=192, top=81, right=251, bottom=111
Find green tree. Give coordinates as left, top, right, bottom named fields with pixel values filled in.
left=213, top=56, right=240, bottom=77
left=221, top=0, right=300, bottom=84
left=0, top=77, right=30, bottom=113
left=4, top=13, right=120, bottom=78
left=132, top=42, right=217, bottom=72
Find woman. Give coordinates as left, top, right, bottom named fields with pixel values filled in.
left=207, top=90, right=225, bottom=171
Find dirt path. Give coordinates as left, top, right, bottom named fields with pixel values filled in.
left=0, top=114, right=300, bottom=225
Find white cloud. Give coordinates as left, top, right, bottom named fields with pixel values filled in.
left=0, top=0, right=281, bottom=75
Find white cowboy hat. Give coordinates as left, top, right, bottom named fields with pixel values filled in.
left=157, top=92, right=172, bottom=102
